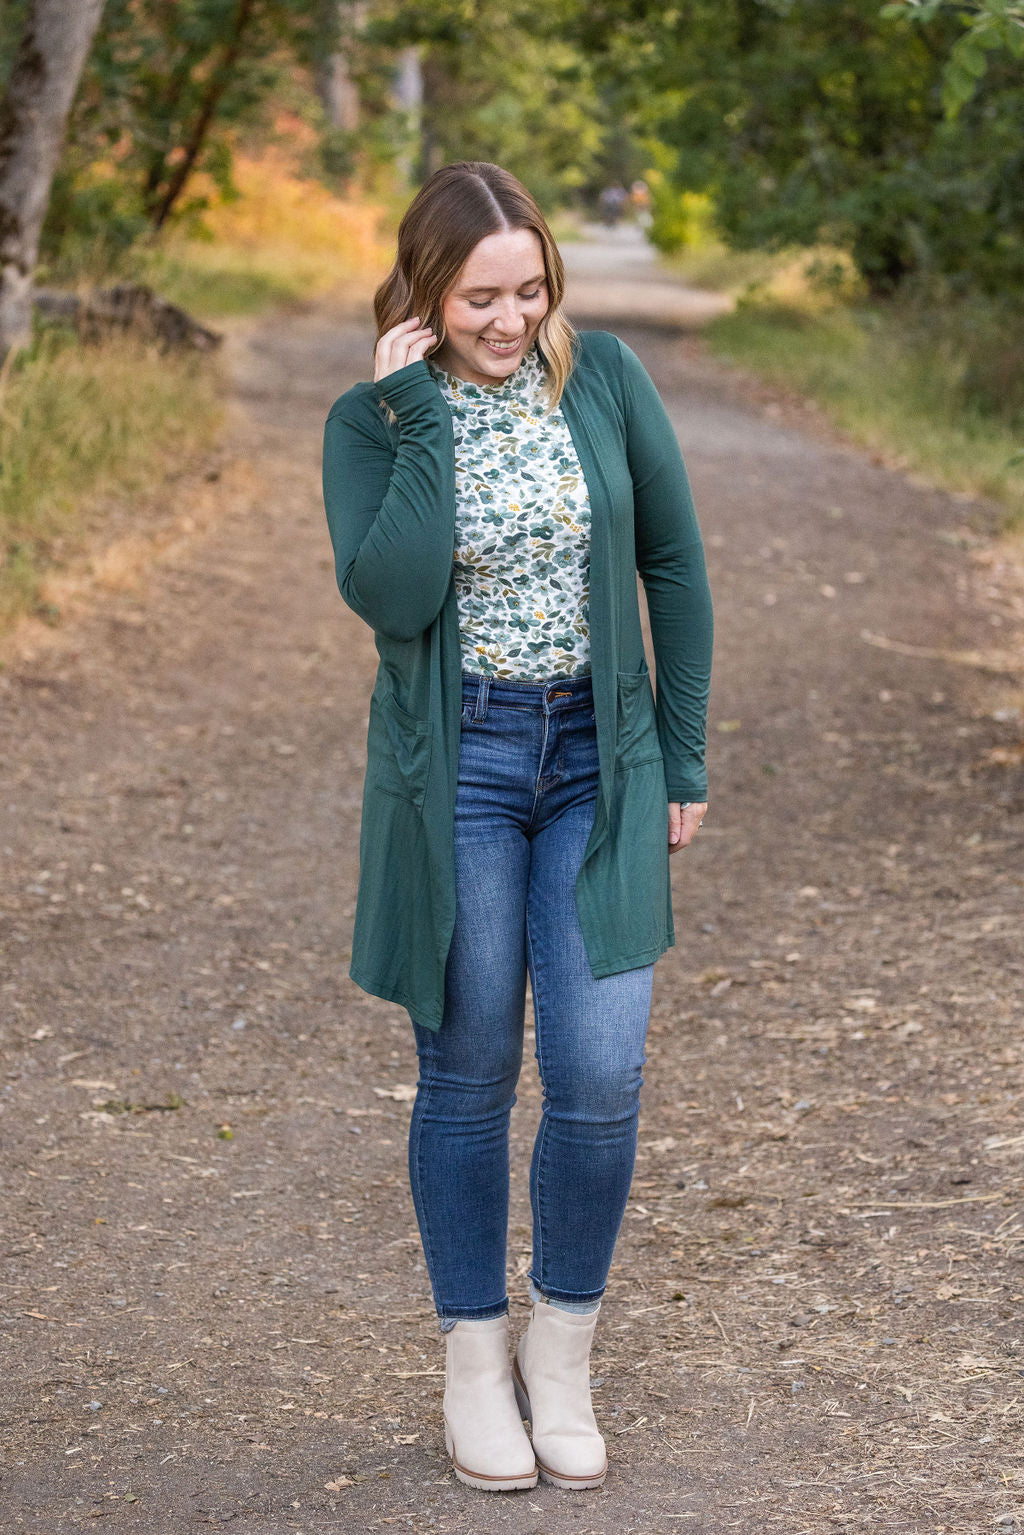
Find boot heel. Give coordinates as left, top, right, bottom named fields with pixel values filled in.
left=512, top=1355, right=532, bottom=1423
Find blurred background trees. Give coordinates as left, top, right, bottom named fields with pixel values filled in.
left=2, top=0, right=1021, bottom=306
left=573, top=0, right=1024, bottom=303
left=0, top=0, right=1021, bottom=630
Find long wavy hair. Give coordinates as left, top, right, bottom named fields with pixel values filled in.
left=373, top=161, right=577, bottom=413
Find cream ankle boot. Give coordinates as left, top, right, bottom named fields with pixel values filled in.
left=512, top=1299, right=608, bottom=1490
left=442, top=1314, right=538, bottom=1491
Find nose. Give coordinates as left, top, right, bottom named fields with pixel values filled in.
left=491, top=297, right=525, bottom=334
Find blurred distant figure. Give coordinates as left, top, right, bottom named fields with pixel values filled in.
left=629, top=179, right=651, bottom=214
left=598, top=183, right=628, bottom=227
left=629, top=179, right=652, bottom=231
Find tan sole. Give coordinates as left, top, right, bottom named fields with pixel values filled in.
left=511, top=1355, right=608, bottom=1491
left=443, top=1420, right=538, bottom=1491
left=535, top=1454, right=608, bottom=1491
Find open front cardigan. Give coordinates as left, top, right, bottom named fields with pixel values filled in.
left=322, top=328, right=713, bottom=1032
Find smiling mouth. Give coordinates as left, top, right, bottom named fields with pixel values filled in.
left=480, top=336, right=523, bottom=354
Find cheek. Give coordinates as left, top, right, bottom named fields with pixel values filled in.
left=446, top=302, right=477, bottom=335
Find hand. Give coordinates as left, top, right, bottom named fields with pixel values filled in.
left=374, top=316, right=437, bottom=383
left=668, top=801, right=707, bottom=854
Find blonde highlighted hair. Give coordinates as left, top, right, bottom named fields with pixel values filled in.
left=373, top=161, right=577, bottom=413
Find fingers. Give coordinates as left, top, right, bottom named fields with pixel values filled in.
left=668, top=801, right=708, bottom=854
left=374, top=316, right=437, bottom=382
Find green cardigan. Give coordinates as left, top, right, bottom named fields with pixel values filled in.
left=322, top=328, right=713, bottom=1032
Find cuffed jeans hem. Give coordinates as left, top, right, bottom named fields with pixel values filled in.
left=528, top=1274, right=604, bottom=1310
left=437, top=1298, right=509, bottom=1332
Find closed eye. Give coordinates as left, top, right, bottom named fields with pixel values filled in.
left=467, top=288, right=543, bottom=310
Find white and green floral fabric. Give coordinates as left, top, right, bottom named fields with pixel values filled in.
left=427, top=341, right=592, bottom=680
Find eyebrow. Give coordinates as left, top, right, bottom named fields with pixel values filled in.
left=459, top=274, right=547, bottom=295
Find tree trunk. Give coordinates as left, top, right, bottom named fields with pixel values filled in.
left=0, top=0, right=106, bottom=363
left=418, top=53, right=446, bottom=185
left=391, top=45, right=423, bottom=183
left=317, top=52, right=361, bottom=133
left=315, top=1, right=367, bottom=133
left=147, top=0, right=258, bottom=231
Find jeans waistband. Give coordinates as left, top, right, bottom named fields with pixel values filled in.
left=461, top=669, right=593, bottom=714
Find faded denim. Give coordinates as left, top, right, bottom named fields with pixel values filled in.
left=408, top=669, right=655, bottom=1324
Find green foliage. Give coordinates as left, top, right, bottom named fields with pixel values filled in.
left=43, top=0, right=324, bottom=268
left=39, top=0, right=616, bottom=273
left=649, top=190, right=714, bottom=255
left=355, top=0, right=607, bottom=206
left=881, top=1, right=1024, bottom=116
left=579, top=0, right=1024, bottom=299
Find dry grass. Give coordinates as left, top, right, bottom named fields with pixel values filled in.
left=1, top=135, right=394, bottom=639
left=0, top=331, right=222, bottom=634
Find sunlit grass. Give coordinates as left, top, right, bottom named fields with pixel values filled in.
left=658, top=238, right=1024, bottom=525
left=142, top=147, right=394, bottom=320
left=0, top=144, right=396, bottom=634
left=707, top=299, right=1024, bottom=523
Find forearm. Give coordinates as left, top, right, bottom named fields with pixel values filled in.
left=323, top=361, right=456, bottom=641
left=617, top=335, right=713, bottom=800
left=644, top=545, right=714, bottom=802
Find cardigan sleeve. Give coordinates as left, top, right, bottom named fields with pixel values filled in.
left=616, top=336, right=713, bottom=803
left=322, top=359, right=456, bottom=642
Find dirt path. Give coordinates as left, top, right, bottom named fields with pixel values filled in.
left=2, top=243, right=1023, bottom=1534
left=561, top=222, right=733, bottom=329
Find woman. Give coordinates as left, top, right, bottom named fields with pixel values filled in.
left=322, top=161, right=713, bottom=1493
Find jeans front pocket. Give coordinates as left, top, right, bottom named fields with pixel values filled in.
left=614, top=668, right=663, bottom=771
left=373, top=689, right=433, bottom=809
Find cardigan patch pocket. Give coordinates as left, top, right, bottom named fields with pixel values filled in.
left=373, top=689, right=433, bottom=809
left=615, top=669, right=663, bottom=771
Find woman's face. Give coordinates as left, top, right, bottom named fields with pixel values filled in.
left=434, top=228, right=549, bottom=387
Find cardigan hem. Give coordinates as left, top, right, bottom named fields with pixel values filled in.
left=350, top=937, right=671, bottom=1026
left=348, top=963, right=444, bottom=1032
left=584, top=936, right=673, bottom=980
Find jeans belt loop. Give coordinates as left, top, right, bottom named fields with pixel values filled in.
left=476, top=674, right=489, bottom=722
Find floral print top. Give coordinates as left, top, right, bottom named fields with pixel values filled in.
left=427, top=341, right=592, bottom=680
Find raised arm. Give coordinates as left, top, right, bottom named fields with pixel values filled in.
left=322, top=356, right=456, bottom=642
left=617, top=337, right=713, bottom=805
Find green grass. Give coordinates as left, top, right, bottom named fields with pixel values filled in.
left=0, top=326, right=221, bottom=630
left=656, top=241, right=793, bottom=297
left=653, top=233, right=1024, bottom=523
left=138, top=244, right=311, bottom=318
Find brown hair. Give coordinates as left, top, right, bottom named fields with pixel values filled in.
left=373, top=161, right=577, bottom=413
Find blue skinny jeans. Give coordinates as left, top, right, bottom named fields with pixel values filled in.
left=408, top=669, right=655, bottom=1328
